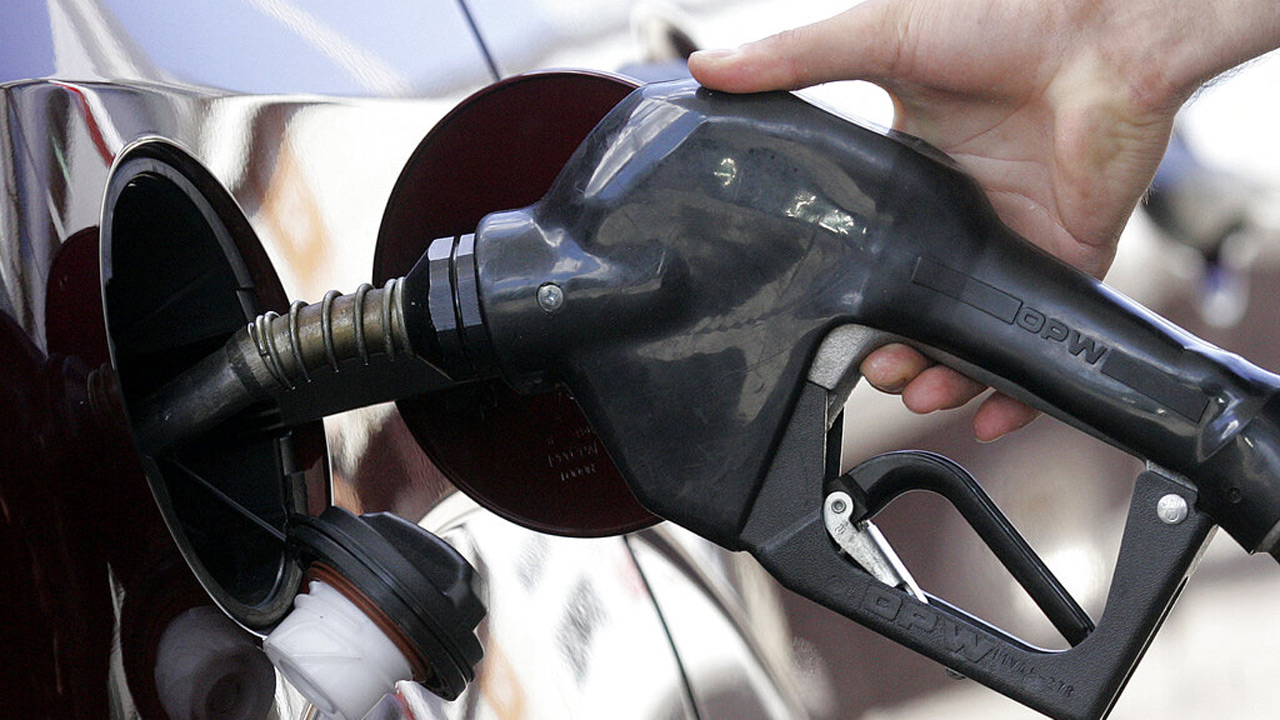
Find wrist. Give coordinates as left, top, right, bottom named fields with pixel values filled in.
left=1131, top=0, right=1280, bottom=108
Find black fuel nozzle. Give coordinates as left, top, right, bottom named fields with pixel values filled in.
left=448, top=79, right=1280, bottom=558
left=126, top=74, right=1280, bottom=720
left=138, top=78, right=1280, bottom=561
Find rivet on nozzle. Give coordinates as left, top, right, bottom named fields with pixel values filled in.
left=1156, top=494, right=1189, bottom=525
left=537, top=283, right=565, bottom=313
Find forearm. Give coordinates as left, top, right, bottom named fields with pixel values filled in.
left=1104, top=0, right=1280, bottom=109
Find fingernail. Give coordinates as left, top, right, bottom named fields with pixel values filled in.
left=690, top=48, right=738, bottom=62
left=975, top=411, right=1039, bottom=444
left=861, top=358, right=907, bottom=394
left=873, top=377, right=908, bottom=394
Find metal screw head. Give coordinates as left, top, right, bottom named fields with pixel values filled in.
left=1156, top=494, right=1189, bottom=525
left=536, top=283, right=564, bottom=313
left=830, top=498, right=848, bottom=515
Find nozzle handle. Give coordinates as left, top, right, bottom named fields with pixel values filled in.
left=879, top=197, right=1280, bottom=554
left=464, top=80, right=1280, bottom=556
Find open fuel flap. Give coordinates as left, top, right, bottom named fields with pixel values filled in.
left=101, top=136, right=485, bottom=720
left=101, top=138, right=328, bottom=630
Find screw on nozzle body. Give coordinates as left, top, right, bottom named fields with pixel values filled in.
left=536, top=283, right=564, bottom=313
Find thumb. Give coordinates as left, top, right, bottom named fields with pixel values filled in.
left=688, top=2, right=905, bottom=93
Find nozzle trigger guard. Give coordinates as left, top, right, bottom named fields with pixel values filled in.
left=832, top=450, right=1095, bottom=645
left=740, top=382, right=1216, bottom=720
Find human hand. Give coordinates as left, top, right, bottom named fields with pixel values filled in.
left=688, top=0, right=1266, bottom=440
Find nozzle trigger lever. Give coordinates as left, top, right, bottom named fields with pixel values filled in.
left=823, top=490, right=927, bottom=603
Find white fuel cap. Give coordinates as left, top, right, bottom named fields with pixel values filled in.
left=264, top=579, right=414, bottom=720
